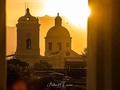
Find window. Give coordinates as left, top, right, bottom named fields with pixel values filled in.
left=57, top=42, right=62, bottom=50
left=66, top=42, right=69, bottom=47
left=26, top=17, right=30, bottom=20
left=26, top=39, right=31, bottom=49
left=49, top=42, right=52, bottom=50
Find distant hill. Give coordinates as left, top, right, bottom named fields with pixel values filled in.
left=7, top=15, right=87, bottom=56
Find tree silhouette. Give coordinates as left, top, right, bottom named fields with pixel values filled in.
left=7, top=59, right=34, bottom=90
left=33, top=60, right=52, bottom=70
left=80, top=48, right=87, bottom=60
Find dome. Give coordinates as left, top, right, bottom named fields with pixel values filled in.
left=18, top=8, right=38, bottom=23
left=46, top=13, right=70, bottom=37
left=46, top=26, right=70, bottom=37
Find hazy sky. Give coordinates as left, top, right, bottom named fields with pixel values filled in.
left=6, top=0, right=89, bottom=55
left=6, top=0, right=89, bottom=27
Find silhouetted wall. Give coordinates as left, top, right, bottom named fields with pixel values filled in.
left=0, top=0, right=6, bottom=90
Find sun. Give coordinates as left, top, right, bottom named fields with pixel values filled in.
left=42, top=0, right=90, bottom=28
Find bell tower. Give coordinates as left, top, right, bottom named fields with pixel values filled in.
left=15, top=8, right=40, bottom=65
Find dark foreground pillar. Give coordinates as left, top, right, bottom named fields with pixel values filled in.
left=0, top=0, right=6, bottom=90
left=87, top=0, right=115, bottom=90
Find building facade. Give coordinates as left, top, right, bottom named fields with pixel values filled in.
left=15, top=8, right=41, bottom=65
left=45, top=14, right=81, bottom=69
left=45, top=13, right=72, bottom=56
left=15, top=10, right=82, bottom=69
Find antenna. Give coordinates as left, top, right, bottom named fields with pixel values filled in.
left=27, top=2, right=29, bottom=8
left=25, top=2, right=27, bottom=13
left=25, top=2, right=29, bottom=13
left=25, top=2, right=29, bottom=9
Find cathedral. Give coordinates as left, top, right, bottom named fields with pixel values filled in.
left=15, top=8, right=81, bottom=68
left=45, top=13, right=81, bottom=68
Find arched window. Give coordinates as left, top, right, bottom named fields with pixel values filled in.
left=57, top=42, right=62, bottom=50
left=26, top=39, right=31, bottom=49
left=66, top=42, right=69, bottom=47
left=49, top=42, right=52, bottom=50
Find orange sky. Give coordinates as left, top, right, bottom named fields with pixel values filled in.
left=6, top=0, right=89, bottom=26
left=6, top=0, right=88, bottom=56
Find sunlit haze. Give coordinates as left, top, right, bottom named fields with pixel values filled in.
left=7, top=0, right=89, bottom=55
left=42, top=0, right=90, bottom=27
left=7, top=0, right=90, bottom=27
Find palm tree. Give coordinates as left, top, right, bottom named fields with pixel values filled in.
left=80, top=48, right=87, bottom=60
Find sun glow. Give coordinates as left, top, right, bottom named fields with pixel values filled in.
left=42, top=0, right=90, bottom=28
